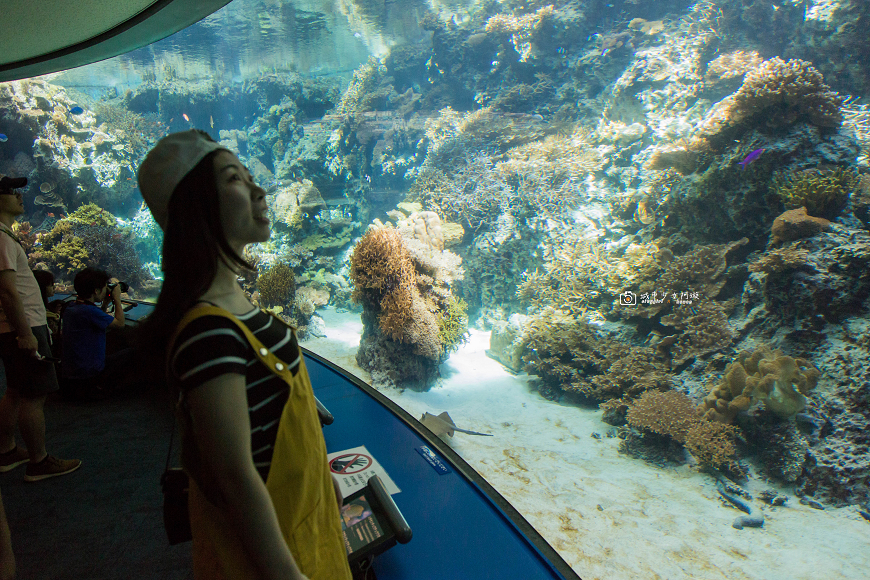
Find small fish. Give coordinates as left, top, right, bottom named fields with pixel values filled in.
left=46, top=212, right=55, bottom=218
left=210, top=115, right=214, bottom=128
left=738, top=148, right=765, bottom=170
left=0, top=134, right=7, bottom=142
left=182, top=113, right=190, bottom=122
left=69, top=106, right=84, bottom=115
left=420, top=412, right=492, bottom=438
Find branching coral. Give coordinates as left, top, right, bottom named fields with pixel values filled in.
left=257, top=262, right=297, bottom=307
left=484, top=5, right=555, bottom=62
left=521, top=308, right=672, bottom=402
left=701, top=345, right=821, bottom=422
left=351, top=225, right=468, bottom=385
left=93, top=103, right=164, bottom=157
left=437, top=297, right=469, bottom=355
left=656, top=238, right=748, bottom=304
left=659, top=301, right=734, bottom=367
left=626, top=390, right=738, bottom=468
left=696, top=57, right=843, bottom=147
left=772, top=167, right=858, bottom=220
left=35, top=204, right=148, bottom=286
left=748, top=247, right=810, bottom=273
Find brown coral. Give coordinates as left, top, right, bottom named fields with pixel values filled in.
left=521, top=308, right=673, bottom=402
left=626, top=390, right=698, bottom=443
left=626, top=389, right=738, bottom=468
left=771, top=207, right=830, bottom=243
left=701, top=345, right=821, bottom=422
left=659, top=301, right=734, bottom=366
left=748, top=247, right=810, bottom=273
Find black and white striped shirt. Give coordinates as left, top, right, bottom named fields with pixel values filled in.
left=171, top=307, right=300, bottom=480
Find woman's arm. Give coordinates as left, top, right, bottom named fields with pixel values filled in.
left=186, top=373, right=308, bottom=580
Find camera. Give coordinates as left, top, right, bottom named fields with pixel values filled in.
left=619, top=291, right=636, bottom=306
left=107, top=281, right=129, bottom=294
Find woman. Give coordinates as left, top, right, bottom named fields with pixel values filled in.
left=136, top=130, right=351, bottom=580
left=32, top=269, right=59, bottom=338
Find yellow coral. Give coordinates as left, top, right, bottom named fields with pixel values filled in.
left=772, top=167, right=858, bottom=219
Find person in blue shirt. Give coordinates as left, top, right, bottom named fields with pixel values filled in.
left=61, top=267, right=130, bottom=400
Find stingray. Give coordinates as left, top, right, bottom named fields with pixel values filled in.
left=420, top=412, right=493, bottom=438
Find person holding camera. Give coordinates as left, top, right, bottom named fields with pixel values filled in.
left=0, top=172, right=81, bottom=481
left=137, top=130, right=351, bottom=580
left=60, top=267, right=132, bottom=399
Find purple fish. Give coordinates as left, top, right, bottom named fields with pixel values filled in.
left=738, top=148, right=765, bottom=170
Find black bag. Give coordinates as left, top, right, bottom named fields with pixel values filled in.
left=160, top=467, right=191, bottom=545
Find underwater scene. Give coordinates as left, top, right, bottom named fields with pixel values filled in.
left=2, top=0, right=870, bottom=577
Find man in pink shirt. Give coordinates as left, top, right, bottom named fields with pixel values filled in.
left=0, top=173, right=80, bottom=482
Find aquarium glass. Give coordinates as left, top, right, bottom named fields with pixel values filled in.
left=1, top=0, right=869, bottom=578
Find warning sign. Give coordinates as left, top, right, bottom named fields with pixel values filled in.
left=330, top=453, right=372, bottom=474
left=327, top=445, right=400, bottom=498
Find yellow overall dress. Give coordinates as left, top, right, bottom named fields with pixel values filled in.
left=170, top=306, right=352, bottom=580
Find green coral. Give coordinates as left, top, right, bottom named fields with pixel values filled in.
left=65, top=203, right=116, bottom=226
left=772, top=166, right=858, bottom=219
left=43, top=229, right=90, bottom=275
left=257, top=262, right=297, bottom=307
left=437, top=297, right=469, bottom=354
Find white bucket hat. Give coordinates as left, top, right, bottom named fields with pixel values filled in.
left=137, top=129, right=227, bottom=230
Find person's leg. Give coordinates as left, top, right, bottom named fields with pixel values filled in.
left=17, top=395, right=47, bottom=464
left=0, top=488, right=15, bottom=580
left=0, top=389, right=20, bottom=454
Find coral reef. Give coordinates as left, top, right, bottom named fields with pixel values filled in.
left=704, top=51, right=763, bottom=84
left=755, top=224, right=870, bottom=322
left=31, top=203, right=149, bottom=288
left=701, top=345, right=821, bottom=422
left=696, top=57, right=844, bottom=148
left=770, top=207, right=831, bottom=243
left=521, top=308, right=672, bottom=403
left=771, top=167, right=858, bottom=220
left=257, top=262, right=297, bottom=308
left=659, top=301, right=735, bottom=367
left=626, top=390, right=738, bottom=469
left=350, top=222, right=467, bottom=388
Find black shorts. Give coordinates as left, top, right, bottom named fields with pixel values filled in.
left=0, top=325, right=59, bottom=398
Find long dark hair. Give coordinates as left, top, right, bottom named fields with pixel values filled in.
left=135, top=150, right=254, bottom=376
left=32, top=269, right=54, bottom=308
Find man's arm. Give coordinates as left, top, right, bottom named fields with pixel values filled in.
left=107, top=284, right=125, bottom=329
left=0, top=270, right=37, bottom=355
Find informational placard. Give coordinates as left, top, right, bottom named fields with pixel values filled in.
left=327, top=445, right=400, bottom=497
left=340, top=494, right=385, bottom=557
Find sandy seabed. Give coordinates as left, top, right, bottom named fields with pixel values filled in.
left=305, top=307, right=870, bottom=580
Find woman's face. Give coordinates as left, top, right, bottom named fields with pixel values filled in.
left=46, top=283, right=55, bottom=297
left=213, top=150, right=270, bottom=251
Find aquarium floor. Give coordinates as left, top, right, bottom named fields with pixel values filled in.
left=306, top=307, right=870, bottom=580
left=0, top=380, right=192, bottom=580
